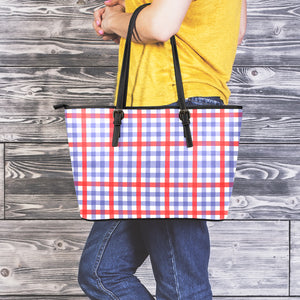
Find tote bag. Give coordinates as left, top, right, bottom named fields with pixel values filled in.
left=54, top=4, right=243, bottom=220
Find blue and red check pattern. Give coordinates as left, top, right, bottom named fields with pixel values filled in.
left=65, top=107, right=242, bottom=220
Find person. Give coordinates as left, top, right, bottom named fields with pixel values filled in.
left=78, top=0, right=247, bottom=299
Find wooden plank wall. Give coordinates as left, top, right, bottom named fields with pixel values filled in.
left=0, top=0, right=300, bottom=298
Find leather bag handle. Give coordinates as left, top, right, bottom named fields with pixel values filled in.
left=112, top=3, right=193, bottom=148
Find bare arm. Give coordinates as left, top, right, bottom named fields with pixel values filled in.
left=94, top=0, right=247, bottom=45
left=238, top=0, right=247, bottom=45
left=94, top=0, right=192, bottom=44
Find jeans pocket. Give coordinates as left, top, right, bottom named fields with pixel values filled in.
left=187, top=96, right=224, bottom=107
left=165, top=97, right=224, bottom=107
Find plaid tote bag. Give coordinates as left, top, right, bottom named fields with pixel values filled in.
left=54, top=4, right=243, bottom=220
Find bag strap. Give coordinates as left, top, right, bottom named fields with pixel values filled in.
left=112, top=3, right=193, bottom=148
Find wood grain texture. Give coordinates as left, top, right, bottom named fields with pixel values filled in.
left=0, top=143, right=4, bottom=219
left=209, top=221, right=289, bottom=296
left=0, top=66, right=116, bottom=117
left=5, top=143, right=300, bottom=220
left=291, top=221, right=300, bottom=295
left=4, top=143, right=80, bottom=219
left=0, top=220, right=92, bottom=296
left=0, top=40, right=119, bottom=68
left=0, top=66, right=300, bottom=116
left=230, top=144, right=300, bottom=220
left=0, top=1, right=299, bottom=67
left=0, top=0, right=119, bottom=67
left=1, top=113, right=300, bottom=143
left=0, top=220, right=289, bottom=296
left=0, top=66, right=300, bottom=143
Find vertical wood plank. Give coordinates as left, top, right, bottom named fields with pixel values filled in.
left=208, top=221, right=289, bottom=296
left=291, top=221, right=300, bottom=295
left=0, top=143, right=4, bottom=219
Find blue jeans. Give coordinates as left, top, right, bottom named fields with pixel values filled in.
left=165, top=96, right=224, bottom=108
left=78, top=97, right=223, bottom=300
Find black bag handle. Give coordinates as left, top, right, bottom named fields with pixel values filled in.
left=112, top=3, right=193, bottom=148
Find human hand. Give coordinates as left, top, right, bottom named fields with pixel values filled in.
left=93, top=6, right=120, bottom=43
left=100, top=5, right=125, bottom=34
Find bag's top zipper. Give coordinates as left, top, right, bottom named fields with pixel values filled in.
left=53, top=104, right=243, bottom=110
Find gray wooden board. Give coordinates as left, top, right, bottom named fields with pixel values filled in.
left=0, top=66, right=300, bottom=143
left=1, top=112, right=300, bottom=143
left=4, top=143, right=300, bottom=220
left=0, top=143, right=4, bottom=219
left=208, top=221, right=289, bottom=296
left=0, top=1, right=299, bottom=67
left=0, top=220, right=289, bottom=296
left=0, top=220, right=92, bottom=296
left=291, top=221, right=300, bottom=295
left=0, top=66, right=300, bottom=116
left=0, top=67, right=117, bottom=116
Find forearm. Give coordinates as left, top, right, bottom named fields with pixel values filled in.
left=238, top=0, right=247, bottom=45
left=106, top=10, right=161, bottom=44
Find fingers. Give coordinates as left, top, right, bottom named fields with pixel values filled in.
left=104, top=0, right=125, bottom=8
left=93, top=20, right=104, bottom=36
left=93, top=7, right=105, bottom=28
left=93, top=3, right=121, bottom=43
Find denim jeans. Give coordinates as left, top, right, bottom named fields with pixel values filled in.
left=78, top=97, right=223, bottom=300
left=165, top=96, right=224, bottom=108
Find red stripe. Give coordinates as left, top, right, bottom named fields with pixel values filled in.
left=219, top=109, right=226, bottom=219
left=164, top=109, right=171, bottom=218
left=69, top=140, right=239, bottom=148
left=136, top=110, right=142, bottom=218
left=66, top=110, right=242, bottom=121
left=81, top=110, right=88, bottom=219
left=192, top=110, right=198, bottom=218
left=108, top=110, right=115, bottom=218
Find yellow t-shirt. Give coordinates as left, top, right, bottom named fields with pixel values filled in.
left=115, top=0, right=242, bottom=106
